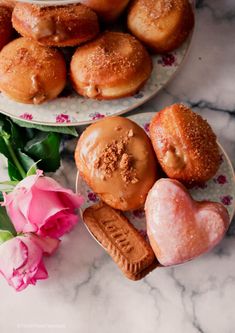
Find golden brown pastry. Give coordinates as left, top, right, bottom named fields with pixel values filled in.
left=12, top=3, right=99, bottom=47
left=127, top=0, right=194, bottom=53
left=0, top=37, right=66, bottom=104
left=79, top=0, right=130, bottom=22
left=70, top=32, right=152, bottom=100
left=0, top=5, right=13, bottom=50
left=0, top=0, right=15, bottom=10
left=149, top=104, right=221, bottom=184
left=75, top=116, right=158, bottom=211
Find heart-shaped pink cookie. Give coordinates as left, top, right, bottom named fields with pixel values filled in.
left=145, top=179, right=230, bottom=266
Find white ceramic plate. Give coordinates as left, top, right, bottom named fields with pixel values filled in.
left=76, top=112, right=235, bottom=248
left=0, top=3, right=195, bottom=126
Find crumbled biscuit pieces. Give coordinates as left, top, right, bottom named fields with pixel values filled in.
left=94, top=130, right=139, bottom=184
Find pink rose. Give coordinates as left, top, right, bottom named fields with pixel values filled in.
left=2, top=170, right=84, bottom=238
left=0, top=234, right=59, bottom=291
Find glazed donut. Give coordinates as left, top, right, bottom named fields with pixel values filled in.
left=0, top=5, right=13, bottom=50
left=0, top=37, right=66, bottom=104
left=79, top=0, right=130, bottom=22
left=149, top=104, right=221, bottom=184
left=145, top=179, right=230, bottom=266
left=12, top=3, right=99, bottom=47
left=127, top=0, right=194, bottom=53
left=75, top=116, right=158, bottom=211
left=70, top=32, right=152, bottom=100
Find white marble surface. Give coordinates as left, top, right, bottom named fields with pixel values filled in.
left=1, top=1, right=235, bottom=332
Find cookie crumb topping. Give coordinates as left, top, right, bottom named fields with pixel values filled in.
left=94, top=131, right=138, bottom=184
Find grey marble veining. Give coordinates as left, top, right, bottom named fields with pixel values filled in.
left=1, top=1, right=235, bottom=333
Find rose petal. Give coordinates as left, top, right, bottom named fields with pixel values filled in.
left=28, top=189, right=72, bottom=228
left=17, top=236, right=44, bottom=274
left=40, top=211, right=78, bottom=238
left=3, top=173, right=84, bottom=238
left=0, top=235, right=50, bottom=291
left=11, top=259, right=48, bottom=291
left=35, top=177, right=84, bottom=207
left=2, top=191, right=29, bottom=232
left=0, top=238, right=28, bottom=278
left=14, top=170, right=43, bottom=192
left=33, top=260, right=48, bottom=280
left=29, top=234, right=60, bottom=255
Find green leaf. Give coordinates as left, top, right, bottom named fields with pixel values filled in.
left=17, top=149, right=36, bottom=173
left=0, top=136, right=11, bottom=161
left=11, top=119, right=78, bottom=137
left=0, top=230, right=14, bottom=245
left=0, top=154, right=12, bottom=195
left=0, top=207, right=16, bottom=236
left=7, top=119, right=24, bottom=149
left=0, top=124, right=26, bottom=179
left=24, top=132, right=61, bottom=172
left=8, top=160, right=22, bottom=181
left=0, top=115, right=7, bottom=132
left=0, top=119, right=4, bottom=132
left=0, top=114, right=11, bottom=159
left=26, top=161, right=40, bottom=176
left=0, top=151, right=9, bottom=173
left=0, top=180, right=18, bottom=186
left=0, top=180, right=18, bottom=193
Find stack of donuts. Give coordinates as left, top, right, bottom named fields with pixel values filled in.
left=0, top=0, right=194, bottom=104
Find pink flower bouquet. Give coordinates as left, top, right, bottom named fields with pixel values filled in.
left=0, top=171, right=83, bottom=291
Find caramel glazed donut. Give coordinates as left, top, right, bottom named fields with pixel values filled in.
left=70, top=31, right=153, bottom=100
left=12, top=2, right=99, bottom=47
left=0, top=37, right=66, bottom=104
left=79, top=0, right=130, bottom=22
left=128, top=0, right=194, bottom=53
left=75, top=116, right=158, bottom=211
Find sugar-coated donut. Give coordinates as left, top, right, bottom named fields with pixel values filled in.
left=79, top=0, right=130, bottom=22
left=12, top=3, right=99, bottom=47
left=127, top=0, right=194, bottom=53
left=0, top=37, right=66, bottom=104
left=145, top=179, right=229, bottom=266
left=0, top=5, right=13, bottom=50
left=70, top=32, right=152, bottom=100
left=75, top=116, right=158, bottom=211
left=149, top=104, right=221, bottom=184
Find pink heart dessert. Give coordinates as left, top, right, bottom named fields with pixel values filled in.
left=145, top=179, right=230, bottom=266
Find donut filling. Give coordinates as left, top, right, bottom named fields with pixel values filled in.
left=32, top=17, right=68, bottom=42
left=163, top=145, right=186, bottom=170
left=84, top=85, right=100, bottom=98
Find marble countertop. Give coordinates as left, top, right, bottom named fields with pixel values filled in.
left=1, top=1, right=235, bottom=332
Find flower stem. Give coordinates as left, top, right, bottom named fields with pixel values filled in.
left=2, top=136, right=26, bottom=179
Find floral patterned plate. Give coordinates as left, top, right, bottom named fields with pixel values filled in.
left=0, top=15, right=194, bottom=126
left=76, top=112, right=235, bottom=248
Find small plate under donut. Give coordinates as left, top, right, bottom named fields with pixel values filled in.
left=76, top=112, right=235, bottom=253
